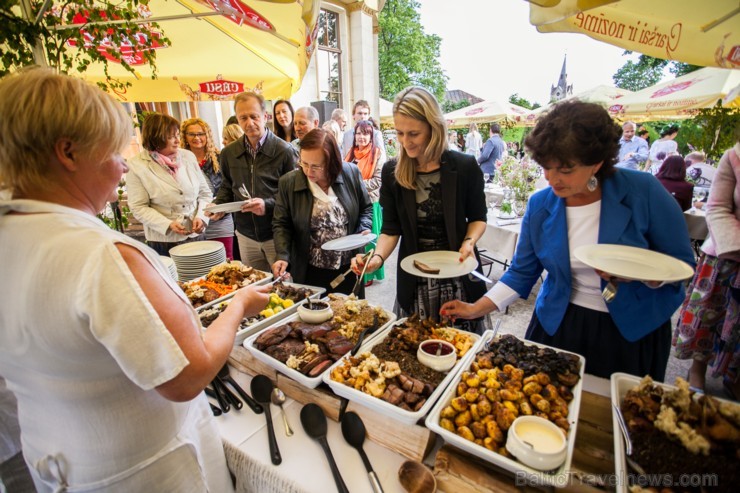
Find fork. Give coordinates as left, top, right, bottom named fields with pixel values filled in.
left=238, top=183, right=252, bottom=201
left=602, top=278, right=618, bottom=303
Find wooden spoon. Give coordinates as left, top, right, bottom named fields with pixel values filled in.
left=398, top=460, right=436, bottom=493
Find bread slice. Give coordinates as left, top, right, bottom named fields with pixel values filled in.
left=413, top=259, right=440, bottom=274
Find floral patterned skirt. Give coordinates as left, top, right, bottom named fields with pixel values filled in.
left=673, top=254, right=740, bottom=380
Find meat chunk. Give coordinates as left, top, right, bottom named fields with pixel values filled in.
left=253, top=325, right=292, bottom=350
left=264, top=338, right=306, bottom=363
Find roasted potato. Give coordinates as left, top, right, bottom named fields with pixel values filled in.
left=457, top=425, right=474, bottom=442
left=454, top=410, right=472, bottom=427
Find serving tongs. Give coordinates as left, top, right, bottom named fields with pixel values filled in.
left=612, top=403, right=646, bottom=475
left=351, top=248, right=375, bottom=296
left=330, top=249, right=373, bottom=290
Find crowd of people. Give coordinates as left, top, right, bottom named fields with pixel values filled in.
left=0, top=67, right=738, bottom=491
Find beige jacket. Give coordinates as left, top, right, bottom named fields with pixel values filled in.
left=702, top=143, right=740, bottom=261
left=126, top=149, right=212, bottom=242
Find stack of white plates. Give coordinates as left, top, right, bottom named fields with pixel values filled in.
left=159, top=255, right=178, bottom=282
left=169, top=241, right=227, bottom=281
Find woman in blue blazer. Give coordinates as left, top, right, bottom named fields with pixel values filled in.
left=442, top=101, right=695, bottom=379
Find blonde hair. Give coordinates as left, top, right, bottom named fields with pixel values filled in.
left=392, top=86, right=447, bottom=189
left=180, top=117, right=219, bottom=171
left=469, top=122, right=478, bottom=133
left=322, top=119, right=342, bottom=144
left=222, top=124, right=244, bottom=146
left=0, top=68, right=131, bottom=195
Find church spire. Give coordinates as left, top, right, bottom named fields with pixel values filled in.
left=550, top=54, right=573, bottom=103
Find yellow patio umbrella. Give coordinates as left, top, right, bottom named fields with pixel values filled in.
left=444, top=99, right=535, bottom=129
left=533, top=84, right=633, bottom=115
left=526, top=0, right=740, bottom=69
left=607, top=66, right=740, bottom=121
left=70, top=0, right=320, bottom=102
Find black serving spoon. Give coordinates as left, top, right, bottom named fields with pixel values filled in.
left=341, top=412, right=384, bottom=493
left=250, top=375, right=282, bottom=465
left=218, top=364, right=263, bottom=414
left=300, top=404, right=349, bottom=493
left=351, top=313, right=379, bottom=356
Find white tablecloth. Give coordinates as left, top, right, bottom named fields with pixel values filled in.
left=478, top=209, right=522, bottom=264
left=217, top=369, right=408, bottom=493
left=684, top=208, right=708, bottom=241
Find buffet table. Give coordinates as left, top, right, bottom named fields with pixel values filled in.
left=218, top=365, right=615, bottom=493
left=479, top=209, right=523, bottom=268
left=683, top=208, right=708, bottom=241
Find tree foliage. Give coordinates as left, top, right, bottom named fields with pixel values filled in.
left=613, top=53, right=700, bottom=91
left=0, top=0, right=168, bottom=93
left=378, top=0, right=447, bottom=101
left=441, top=98, right=470, bottom=114
left=509, top=93, right=541, bottom=110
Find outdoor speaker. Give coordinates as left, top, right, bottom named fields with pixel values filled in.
left=311, top=100, right=338, bottom=124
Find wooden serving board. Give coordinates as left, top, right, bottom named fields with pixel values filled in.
left=346, top=400, right=435, bottom=462
left=228, top=345, right=278, bottom=382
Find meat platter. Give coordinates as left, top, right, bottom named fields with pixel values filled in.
left=196, top=282, right=325, bottom=345
left=243, top=297, right=395, bottom=389
left=425, top=331, right=585, bottom=486
left=611, top=373, right=739, bottom=493
left=323, top=315, right=483, bottom=425
left=179, top=261, right=271, bottom=309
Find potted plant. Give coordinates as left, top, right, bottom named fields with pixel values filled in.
left=495, top=155, right=537, bottom=218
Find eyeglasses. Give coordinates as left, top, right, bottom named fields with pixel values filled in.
left=299, top=161, right=324, bottom=172
left=185, top=132, right=206, bottom=138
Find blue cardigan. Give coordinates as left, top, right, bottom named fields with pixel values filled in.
left=500, top=168, right=696, bottom=342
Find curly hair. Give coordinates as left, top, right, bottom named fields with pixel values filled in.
left=180, top=118, right=219, bottom=172
left=524, top=100, right=621, bottom=179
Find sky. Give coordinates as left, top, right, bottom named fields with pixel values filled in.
left=416, top=0, right=639, bottom=106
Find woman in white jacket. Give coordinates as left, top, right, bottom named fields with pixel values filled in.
left=127, top=113, right=213, bottom=256
left=464, top=122, right=483, bottom=159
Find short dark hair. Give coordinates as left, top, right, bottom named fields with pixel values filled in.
left=490, top=123, right=501, bottom=134
left=353, top=100, right=371, bottom=114
left=141, top=113, right=180, bottom=152
left=524, top=101, right=620, bottom=179
left=234, top=91, right=266, bottom=111
left=660, top=124, right=679, bottom=138
left=299, top=128, right=342, bottom=184
left=656, top=155, right=686, bottom=180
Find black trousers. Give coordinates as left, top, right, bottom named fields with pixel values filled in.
left=525, top=303, right=672, bottom=381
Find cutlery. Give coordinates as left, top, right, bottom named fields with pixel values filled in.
left=484, top=319, right=502, bottom=351
left=352, top=248, right=374, bottom=296
left=251, top=375, right=282, bottom=465
left=351, top=313, right=379, bottom=356
left=269, top=270, right=289, bottom=286
left=214, top=377, right=242, bottom=410
left=469, top=269, right=492, bottom=284
left=613, top=403, right=646, bottom=475
left=300, top=404, right=349, bottom=493
left=330, top=250, right=373, bottom=290
left=206, top=383, right=229, bottom=413
left=270, top=388, right=294, bottom=437
left=398, top=460, right=436, bottom=493
left=238, top=183, right=252, bottom=201
left=602, top=278, right=618, bottom=303
left=218, top=364, right=263, bottom=414
left=209, top=403, right=222, bottom=416
left=341, top=412, right=384, bottom=493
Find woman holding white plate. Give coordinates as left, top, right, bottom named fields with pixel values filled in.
left=352, top=87, right=489, bottom=332
left=441, top=101, right=695, bottom=379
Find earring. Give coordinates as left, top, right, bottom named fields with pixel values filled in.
left=587, top=175, right=598, bottom=192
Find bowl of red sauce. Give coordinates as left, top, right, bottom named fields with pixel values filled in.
left=417, top=340, right=456, bottom=372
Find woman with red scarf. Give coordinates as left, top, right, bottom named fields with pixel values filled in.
left=181, top=118, right=235, bottom=259
left=345, top=120, right=385, bottom=283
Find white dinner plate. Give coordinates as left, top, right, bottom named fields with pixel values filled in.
left=574, top=244, right=694, bottom=282
left=204, top=201, right=247, bottom=214
left=400, top=251, right=478, bottom=279
left=169, top=240, right=225, bottom=257
left=321, top=233, right=376, bottom=251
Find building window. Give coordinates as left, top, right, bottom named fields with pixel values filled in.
left=317, top=9, right=341, bottom=104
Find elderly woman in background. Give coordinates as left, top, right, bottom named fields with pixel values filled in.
left=273, top=99, right=295, bottom=143
left=273, top=129, right=372, bottom=295
left=181, top=117, right=235, bottom=259
left=126, top=113, right=213, bottom=256
left=345, top=120, right=385, bottom=284
left=656, top=154, right=694, bottom=211
left=674, top=133, right=740, bottom=398
left=353, top=87, right=489, bottom=332
left=222, top=123, right=244, bottom=147
left=441, top=101, right=695, bottom=379
left=0, top=68, right=270, bottom=492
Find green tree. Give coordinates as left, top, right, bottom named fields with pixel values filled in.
left=442, top=98, right=470, bottom=114
left=0, top=0, right=168, bottom=93
left=508, top=93, right=541, bottom=110
left=378, top=0, right=447, bottom=101
left=613, top=53, right=700, bottom=91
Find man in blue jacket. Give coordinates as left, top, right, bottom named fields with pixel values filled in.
left=478, top=123, right=505, bottom=182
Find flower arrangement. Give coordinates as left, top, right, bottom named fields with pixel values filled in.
left=495, top=155, right=539, bottom=216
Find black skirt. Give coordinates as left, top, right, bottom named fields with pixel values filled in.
left=525, top=303, right=672, bottom=381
